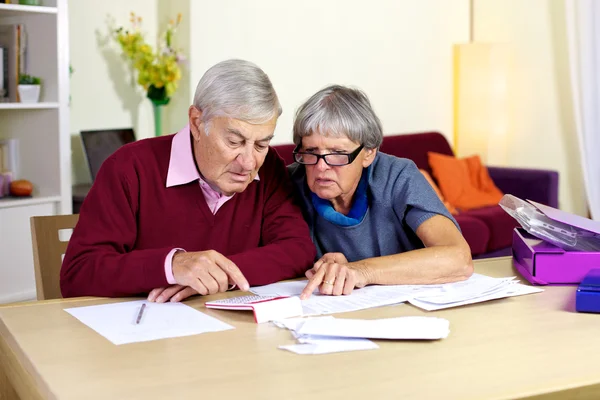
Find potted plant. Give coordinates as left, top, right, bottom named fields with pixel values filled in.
left=18, top=74, right=41, bottom=103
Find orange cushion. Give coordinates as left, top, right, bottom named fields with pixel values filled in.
left=427, top=152, right=504, bottom=211
left=418, top=169, right=459, bottom=215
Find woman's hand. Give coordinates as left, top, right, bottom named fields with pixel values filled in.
left=305, top=253, right=348, bottom=279
left=300, top=257, right=369, bottom=299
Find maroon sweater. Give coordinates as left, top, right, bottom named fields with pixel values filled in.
left=61, top=135, right=316, bottom=297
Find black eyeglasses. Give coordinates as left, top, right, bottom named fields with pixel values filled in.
left=293, top=144, right=365, bottom=166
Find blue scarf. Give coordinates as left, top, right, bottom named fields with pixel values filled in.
left=311, top=168, right=369, bottom=227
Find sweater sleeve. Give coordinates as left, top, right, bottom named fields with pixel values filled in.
left=228, top=150, right=316, bottom=286
left=60, top=153, right=170, bottom=298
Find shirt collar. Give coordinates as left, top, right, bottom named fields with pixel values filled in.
left=166, top=123, right=260, bottom=188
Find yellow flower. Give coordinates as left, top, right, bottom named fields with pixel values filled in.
left=113, top=11, right=185, bottom=101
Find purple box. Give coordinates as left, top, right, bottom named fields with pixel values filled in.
left=512, top=201, right=600, bottom=285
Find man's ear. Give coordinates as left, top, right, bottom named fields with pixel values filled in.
left=362, top=148, right=377, bottom=168
left=188, top=106, right=204, bottom=140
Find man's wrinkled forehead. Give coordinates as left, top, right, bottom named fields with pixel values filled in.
left=218, top=116, right=277, bottom=141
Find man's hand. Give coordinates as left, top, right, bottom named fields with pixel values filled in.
left=300, top=259, right=369, bottom=300
left=173, top=249, right=249, bottom=293
left=149, top=250, right=249, bottom=303
left=148, top=285, right=198, bottom=303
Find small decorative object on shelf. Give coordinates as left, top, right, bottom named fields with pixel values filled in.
left=0, top=171, right=12, bottom=198
left=18, top=0, right=41, bottom=5
left=18, top=74, right=41, bottom=103
left=9, top=179, right=33, bottom=197
left=113, top=12, right=186, bottom=137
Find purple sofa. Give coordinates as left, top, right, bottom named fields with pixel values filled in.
left=273, top=131, right=559, bottom=258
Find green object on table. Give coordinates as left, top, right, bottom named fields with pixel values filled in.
left=19, top=0, right=41, bottom=5
left=148, top=85, right=170, bottom=137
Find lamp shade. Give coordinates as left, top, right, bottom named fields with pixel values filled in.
left=453, top=43, right=510, bottom=164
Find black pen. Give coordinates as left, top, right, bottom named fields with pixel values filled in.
left=135, top=303, right=146, bottom=325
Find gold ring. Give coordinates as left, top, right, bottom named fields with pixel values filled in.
left=323, top=280, right=335, bottom=285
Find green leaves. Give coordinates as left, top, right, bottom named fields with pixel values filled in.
left=18, top=74, right=41, bottom=85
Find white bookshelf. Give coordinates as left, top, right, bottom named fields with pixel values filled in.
left=0, top=0, right=70, bottom=303
left=0, top=3, right=57, bottom=15
left=0, top=194, right=61, bottom=208
left=0, top=101, right=59, bottom=109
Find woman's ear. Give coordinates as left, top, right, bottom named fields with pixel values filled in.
left=362, top=148, right=377, bottom=168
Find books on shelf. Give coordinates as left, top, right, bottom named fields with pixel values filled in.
left=0, top=46, right=7, bottom=101
left=0, top=138, right=18, bottom=173
left=0, top=23, right=26, bottom=102
left=0, top=139, right=17, bottom=197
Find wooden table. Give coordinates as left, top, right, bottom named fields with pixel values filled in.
left=1, top=257, right=600, bottom=400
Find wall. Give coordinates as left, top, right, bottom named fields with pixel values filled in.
left=186, top=0, right=469, bottom=145
left=68, top=0, right=158, bottom=184
left=157, top=0, right=191, bottom=135
left=474, top=0, right=586, bottom=215
left=67, top=0, right=585, bottom=216
left=68, top=0, right=472, bottom=173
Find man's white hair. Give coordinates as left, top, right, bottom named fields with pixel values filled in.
left=193, top=59, right=282, bottom=134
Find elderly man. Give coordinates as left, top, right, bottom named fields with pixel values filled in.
left=61, top=59, right=316, bottom=302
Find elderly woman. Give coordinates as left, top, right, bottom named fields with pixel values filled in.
left=288, top=85, right=474, bottom=299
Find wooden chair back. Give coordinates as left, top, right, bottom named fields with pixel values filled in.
left=30, top=214, right=79, bottom=300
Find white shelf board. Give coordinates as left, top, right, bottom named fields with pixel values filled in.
left=0, top=4, right=57, bottom=15
left=0, top=102, right=59, bottom=110
left=0, top=195, right=61, bottom=209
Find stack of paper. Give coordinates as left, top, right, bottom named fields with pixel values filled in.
left=276, top=316, right=450, bottom=355
left=276, top=316, right=379, bottom=355
left=251, top=273, right=543, bottom=315
left=407, top=275, right=543, bottom=311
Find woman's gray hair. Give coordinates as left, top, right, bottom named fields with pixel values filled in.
left=193, top=59, right=282, bottom=133
left=293, top=85, right=383, bottom=149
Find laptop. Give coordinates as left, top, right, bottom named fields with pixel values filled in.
left=80, top=128, right=136, bottom=181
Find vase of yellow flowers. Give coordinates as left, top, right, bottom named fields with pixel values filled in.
left=114, top=12, right=185, bottom=136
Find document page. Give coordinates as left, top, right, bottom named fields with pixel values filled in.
left=252, top=282, right=411, bottom=316
left=251, top=273, right=543, bottom=314
left=408, top=282, right=543, bottom=311
left=65, top=300, right=234, bottom=345
left=295, top=316, right=450, bottom=340
left=275, top=316, right=379, bottom=355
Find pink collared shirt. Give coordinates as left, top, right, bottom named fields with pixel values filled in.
left=163, top=124, right=259, bottom=284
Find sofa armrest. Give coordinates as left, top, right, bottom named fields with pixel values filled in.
left=488, top=166, right=559, bottom=208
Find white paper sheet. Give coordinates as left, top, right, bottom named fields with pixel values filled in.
left=409, top=275, right=519, bottom=304
left=252, top=281, right=309, bottom=297
left=252, top=282, right=411, bottom=316
left=274, top=316, right=378, bottom=354
left=279, top=338, right=378, bottom=354
left=296, top=316, right=450, bottom=340
left=65, top=300, right=234, bottom=345
left=251, top=273, right=543, bottom=313
left=408, top=283, right=544, bottom=311
left=272, top=316, right=335, bottom=331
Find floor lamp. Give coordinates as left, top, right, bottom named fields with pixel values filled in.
left=453, top=0, right=511, bottom=165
